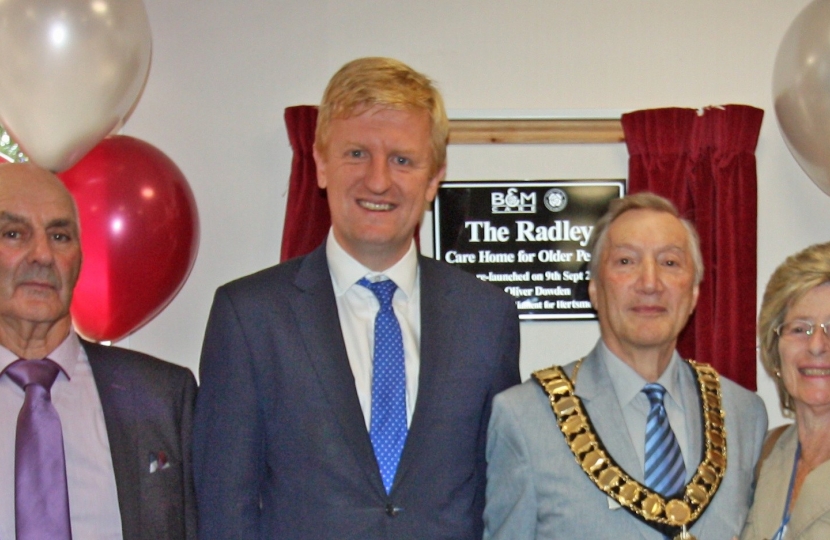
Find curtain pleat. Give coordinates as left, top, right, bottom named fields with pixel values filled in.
left=280, top=105, right=330, bottom=262
left=622, top=105, right=763, bottom=390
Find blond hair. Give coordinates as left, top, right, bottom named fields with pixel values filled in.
left=758, top=241, right=830, bottom=416
left=315, top=57, right=448, bottom=176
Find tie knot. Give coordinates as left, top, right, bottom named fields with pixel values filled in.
left=642, top=383, right=667, bottom=405
left=4, top=358, right=61, bottom=391
left=359, top=277, right=398, bottom=308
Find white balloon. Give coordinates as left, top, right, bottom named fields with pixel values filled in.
left=773, top=0, right=830, bottom=196
left=0, top=0, right=152, bottom=171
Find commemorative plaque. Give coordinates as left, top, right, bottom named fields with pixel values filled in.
left=433, top=180, right=624, bottom=320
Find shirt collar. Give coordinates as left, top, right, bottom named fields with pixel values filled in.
left=325, top=228, right=418, bottom=298
left=599, top=340, right=685, bottom=410
left=0, top=328, right=83, bottom=381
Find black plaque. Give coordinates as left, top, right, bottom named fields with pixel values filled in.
left=433, top=180, right=625, bottom=320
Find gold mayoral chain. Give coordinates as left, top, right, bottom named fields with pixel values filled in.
left=532, top=359, right=728, bottom=540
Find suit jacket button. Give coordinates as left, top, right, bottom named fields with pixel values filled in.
left=385, top=503, right=399, bottom=517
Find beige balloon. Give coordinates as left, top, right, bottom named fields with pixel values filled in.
left=774, top=0, right=830, bottom=196
left=0, top=0, right=152, bottom=172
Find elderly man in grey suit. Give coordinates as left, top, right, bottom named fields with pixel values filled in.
left=0, top=163, right=197, bottom=540
left=484, top=192, right=767, bottom=540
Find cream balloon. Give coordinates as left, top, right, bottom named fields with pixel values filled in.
left=0, top=0, right=152, bottom=172
left=773, top=0, right=830, bottom=196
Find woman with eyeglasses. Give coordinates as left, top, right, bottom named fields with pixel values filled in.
left=741, top=242, right=830, bottom=540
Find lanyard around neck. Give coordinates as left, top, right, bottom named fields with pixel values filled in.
left=773, top=441, right=800, bottom=540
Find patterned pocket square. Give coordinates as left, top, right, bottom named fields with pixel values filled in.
left=148, top=451, right=171, bottom=473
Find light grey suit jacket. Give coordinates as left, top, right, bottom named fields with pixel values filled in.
left=484, top=343, right=767, bottom=540
left=741, top=424, right=830, bottom=540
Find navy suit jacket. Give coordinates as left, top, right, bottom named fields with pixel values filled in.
left=193, top=244, right=521, bottom=539
left=84, top=340, right=198, bottom=540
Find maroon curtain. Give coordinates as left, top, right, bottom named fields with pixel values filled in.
left=280, top=105, right=330, bottom=262
left=622, top=105, right=763, bottom=390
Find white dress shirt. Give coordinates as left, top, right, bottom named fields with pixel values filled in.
left=0, top=330, right=123, bottom=539
left=599, top=340, right=703, bottom=480
left=326, top=230, right=421, bottom=429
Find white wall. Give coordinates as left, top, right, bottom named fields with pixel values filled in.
left=118, top=0, right=826, bottom=429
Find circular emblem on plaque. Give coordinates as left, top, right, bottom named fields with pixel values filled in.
left=544, top=188, right=568, bottom=212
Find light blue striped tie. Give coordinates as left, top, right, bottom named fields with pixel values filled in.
left=642, top=383, right=686, bottom=497
left=360, top=278, right=407, bottom=494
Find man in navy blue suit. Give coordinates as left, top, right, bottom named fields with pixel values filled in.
left=193, top=57, right=521, bottom=539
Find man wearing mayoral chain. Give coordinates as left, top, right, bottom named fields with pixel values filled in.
left=484, top=192, right=767, bottom=540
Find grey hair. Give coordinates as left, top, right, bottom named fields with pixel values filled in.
left=587, top=192, right=704, bottom=285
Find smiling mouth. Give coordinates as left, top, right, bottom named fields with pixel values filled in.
left=800, top=368, right=830, bottom=376
left=632, top=306, right=666, bottom=314
left=358, top=200, right=395, bottom=211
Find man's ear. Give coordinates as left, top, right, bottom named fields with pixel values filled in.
left=313, top=144, right=327, bottom=189
left=689, top=283, right=700, bottom=316
left=424, top=164, right=446, bottom=203
left=588, top=277, right=598, bottom=310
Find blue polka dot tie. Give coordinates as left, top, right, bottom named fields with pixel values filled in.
left=360, top=278, right=407, bottom=494
left=642, top=383, right=686, bottom=498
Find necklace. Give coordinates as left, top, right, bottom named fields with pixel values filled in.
left=532, top=359, right=727, bottom=540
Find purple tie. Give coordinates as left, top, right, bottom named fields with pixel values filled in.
left=4, top=358, right=72, bottom=540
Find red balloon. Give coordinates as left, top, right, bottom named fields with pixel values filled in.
left=58, top=135, right=199, bottom=342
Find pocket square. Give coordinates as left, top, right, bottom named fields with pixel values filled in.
left=149, top=451, right=171, bottom=473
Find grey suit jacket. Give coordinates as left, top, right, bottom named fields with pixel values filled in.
left=85, top=340, right=198, bottom=540
left=484, top=343, right=767, bottom=540
left=741, top=424, right=830, bottom=540
left=193, top=244, right=521, bottom=539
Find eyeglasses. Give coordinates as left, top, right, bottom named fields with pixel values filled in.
left=774, top=320, right=830, bottom=340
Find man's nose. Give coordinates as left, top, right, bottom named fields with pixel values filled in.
left=28, top=231, right=55, bottom=264
left=637, top=259, right=660, bottom=292
left=364, top=157, right=393, bottom=193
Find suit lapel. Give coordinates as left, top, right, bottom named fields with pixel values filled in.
left=575, top=350, right=643, bottom=483
left=291, top=246, right=384, bottom=496
left=84, top=341, right=142, bottom=540
left=789, top=446, right=830, bottom=537
left=574, top=350, right=655, bottom=540
left=393, top=257, right=464, bottom=491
